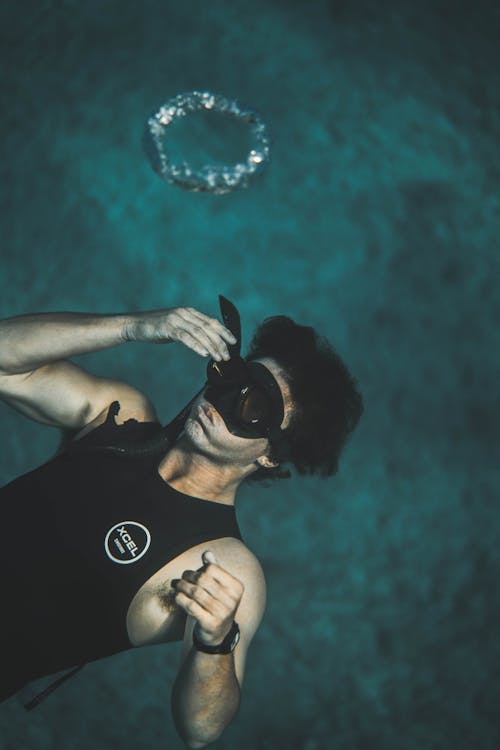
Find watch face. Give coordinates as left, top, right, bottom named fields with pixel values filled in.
left=230, top=629, right=240, bottom=651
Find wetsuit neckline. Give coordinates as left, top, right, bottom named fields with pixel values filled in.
left=154, top=460, right=235, bottom=508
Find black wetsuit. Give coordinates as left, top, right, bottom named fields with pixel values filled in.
left=0, top=405, right=242, bottom=704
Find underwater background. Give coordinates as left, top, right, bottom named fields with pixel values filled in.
left=0, top=0, right=499, bottom=748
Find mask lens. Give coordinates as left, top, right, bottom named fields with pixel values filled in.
left=238, top=386, right=272, bottom=427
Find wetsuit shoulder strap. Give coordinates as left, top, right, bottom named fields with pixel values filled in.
left=23, top=662, right=87, bottom=711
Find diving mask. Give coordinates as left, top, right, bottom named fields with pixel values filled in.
left=202, top=296, right=292, bottom=460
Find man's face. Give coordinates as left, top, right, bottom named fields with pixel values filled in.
left=183, top=357, right=294, bottom=469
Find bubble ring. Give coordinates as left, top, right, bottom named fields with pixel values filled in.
left=143, top=91, right=272, bottom=194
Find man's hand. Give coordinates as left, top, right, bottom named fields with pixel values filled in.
left=173, top=551, right=245, bottom=647
left=123, top=307, right=237, bottom=362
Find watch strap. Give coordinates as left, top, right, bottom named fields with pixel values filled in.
left=192, top=620, right=240, bottom=654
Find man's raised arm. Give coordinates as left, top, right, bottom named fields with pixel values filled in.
left=0, top=306, right=236, bottom=430
left=0, top=306, right=235, bottom=376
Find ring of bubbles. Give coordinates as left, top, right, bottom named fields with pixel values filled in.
left=143, top=91, right=272, bottom=194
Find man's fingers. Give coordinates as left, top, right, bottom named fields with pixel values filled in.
left=200, top=562, right=245, bottom=599
left=174, top=590, right=217, bottom=624
left=180, top=570, right=235, bottom=610
left=191, top=326, right=230, bottom=361
left=180, top=554, right=245, bottom=607
left=174, top=580, right=228, bottom=618
left=160, top=309, right=220, bottom=359
left=199, top=327, right=231, bottom=361
left=173, top=320, right=225, bottom=360
left=179, top=307, right=236, bottom=344
left=175, top=580, right=212, bottom=609
left=184, top=308, right=237, bottom=344
left=175, top=329, right=210, bottom=357
left=195, top=553, right=245, bottom=601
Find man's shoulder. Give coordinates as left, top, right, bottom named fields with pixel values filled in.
left=212, top=537, right=265, bottom=577
left=71, top=392, right=158, bottom=442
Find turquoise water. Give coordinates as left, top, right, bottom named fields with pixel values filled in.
left=1, top=1, right=499, bottom=748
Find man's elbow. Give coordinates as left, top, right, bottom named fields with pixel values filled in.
left=175, top=706, right=240, bottom=749
left=178, top=728, right=225, bottom=750
left=171, top=676, right=241, bottom=748
left=182, top=739, right=210, bottom=750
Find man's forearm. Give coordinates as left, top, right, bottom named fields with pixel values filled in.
left=0, top=312, right=134, bottom=374
left=171, top=648, right=241, bottom=749
left=0, top=306, right=236, bottom=376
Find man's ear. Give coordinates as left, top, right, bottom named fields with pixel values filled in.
left=255, top=455, right=279, bottom=470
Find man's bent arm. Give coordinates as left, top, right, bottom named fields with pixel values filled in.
left=170, top=549, right=265, bottom=749
left=171, top=647, right=241, bottom=749
left=0, top=308, right=235, bottom=431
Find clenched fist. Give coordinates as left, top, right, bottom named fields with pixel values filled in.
left=123, top=306, right=237, bottom=362
left=172, top=551, right=245, bottom=647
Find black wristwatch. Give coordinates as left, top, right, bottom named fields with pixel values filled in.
left=192, top=621, right=240, bottom=655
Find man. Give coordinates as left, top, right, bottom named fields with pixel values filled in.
left=0, top=300, right=363, bottom=748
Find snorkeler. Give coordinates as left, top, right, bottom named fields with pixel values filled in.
left=0, top=297, right=363, bottom=747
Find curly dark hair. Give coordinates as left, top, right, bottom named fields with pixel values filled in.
left=243, top=315, right=364, bottom=485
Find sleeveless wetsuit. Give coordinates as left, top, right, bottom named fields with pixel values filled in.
left=0, top=404, right=243, bottom=704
